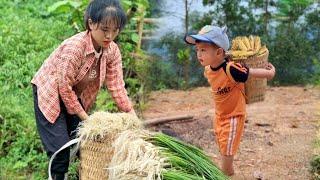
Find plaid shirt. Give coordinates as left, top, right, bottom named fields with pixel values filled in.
left=31, top=31, right=132, bottom=123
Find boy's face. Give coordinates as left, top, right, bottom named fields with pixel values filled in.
left=195, top=42, right=223, bottom=67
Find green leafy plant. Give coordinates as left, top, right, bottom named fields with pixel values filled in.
left=310, top=155, right=320, bottom=180
left=47, top=0, right=88, bottom=31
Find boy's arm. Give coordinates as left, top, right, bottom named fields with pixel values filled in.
left=226, top=62, right=249, bottom=83
left=249, top=63, right=276, bottom=80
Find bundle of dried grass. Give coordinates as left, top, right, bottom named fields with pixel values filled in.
left=77, top=112, right=142, bottom=180
left=108, top=130, right=167, bottom=180
left=107, top=130, right=228, bottom=180
left=75, top=111, right=226, bottom=180
left=77, top=111, right=142, bottom=145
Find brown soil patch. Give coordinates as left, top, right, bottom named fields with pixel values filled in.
left=142, top=86, right=320, bottom=180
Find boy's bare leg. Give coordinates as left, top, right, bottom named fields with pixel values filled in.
left=221, top=155, right=235, bottom=176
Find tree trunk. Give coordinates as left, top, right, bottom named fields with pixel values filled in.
left=185, top=0, right=189, bottom=34
left=136, top=15, right=144, bottom=51
left=184, top=0, right=190, bottom=88
left=183, top=58, right=190, bottom=89
left=264, top=0, right=269, bottom=36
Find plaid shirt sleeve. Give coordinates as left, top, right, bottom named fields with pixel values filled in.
left=57, top=45, right=85, bottom=115
left=105, top=45, right=133, bottom=112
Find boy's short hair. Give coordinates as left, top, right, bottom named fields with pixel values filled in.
left=185, top=25, right=229, bottom=52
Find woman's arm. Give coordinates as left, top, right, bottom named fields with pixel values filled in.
left=57, top=47, right=87, bottom=120
left=105, top=44, right=134, bottom=113
left=249, top=63, right=276, bottom=80
left=77, top=111, right=89, bottom=121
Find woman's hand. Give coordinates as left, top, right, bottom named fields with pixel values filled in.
left=78, top=111, right=89, bottom=121
left=128, top=109, right=138, bottom=118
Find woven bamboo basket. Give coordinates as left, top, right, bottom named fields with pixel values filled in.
left=79, top=136, right=114, bottom=180
left=233, top=50, right=269, bottom=104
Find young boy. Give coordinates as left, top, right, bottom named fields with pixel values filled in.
left=185, top=25, right=275, bottom=176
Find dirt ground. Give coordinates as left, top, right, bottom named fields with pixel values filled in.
left=141, top=86, right=320, bottom=180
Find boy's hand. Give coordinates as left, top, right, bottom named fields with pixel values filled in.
left=265, top=63, right=275, bottom=80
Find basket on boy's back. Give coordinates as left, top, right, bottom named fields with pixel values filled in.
left=229, top=36, right=269, bottom=104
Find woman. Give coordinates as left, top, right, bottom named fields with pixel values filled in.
left=31, top=0, right=136, bottom=179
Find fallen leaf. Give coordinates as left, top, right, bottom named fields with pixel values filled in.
left=290, top=124, right=298, bottom=128
left=255, top=123, right=271, bottom=127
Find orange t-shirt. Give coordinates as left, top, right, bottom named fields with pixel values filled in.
left=204, top=61, right=249, bottom=119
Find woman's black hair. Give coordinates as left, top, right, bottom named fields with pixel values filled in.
left=84, top=0, right=127, bottom=31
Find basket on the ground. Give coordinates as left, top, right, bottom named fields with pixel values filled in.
left=76, top=112, right=142, bottom=180
left=233, top=49, right=269, bottom=104
left=73, top=111, right=228, bottom=180
left=80, top=136, right=114, bottom=179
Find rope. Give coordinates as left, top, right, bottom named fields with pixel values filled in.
left=48, top=138, right=80, bottom=180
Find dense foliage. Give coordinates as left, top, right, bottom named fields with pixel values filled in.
left=0, top=0, right=73, bottom=178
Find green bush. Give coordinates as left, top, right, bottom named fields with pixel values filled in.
left=310, top=155, right=320, bottom=180
left=145, top=57, right=179, bottom=90
left=150, top=32, right=207, bottom=90
left=312, top=58, right=320, bottom=85
left=0, top=0, right=75, bottom=178
left=267, top=26, right=316, bottom=85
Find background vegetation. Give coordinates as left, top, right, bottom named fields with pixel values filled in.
left=0, top=0, right=319, bottom=179
left=151, top=0, right=320, bottom=88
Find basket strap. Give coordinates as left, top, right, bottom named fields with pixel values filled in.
left=225, top=62, right=248, bottom=102
left=48, top=138, right=80, bottom=180
left=226, top=62, right=236, bottom=84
